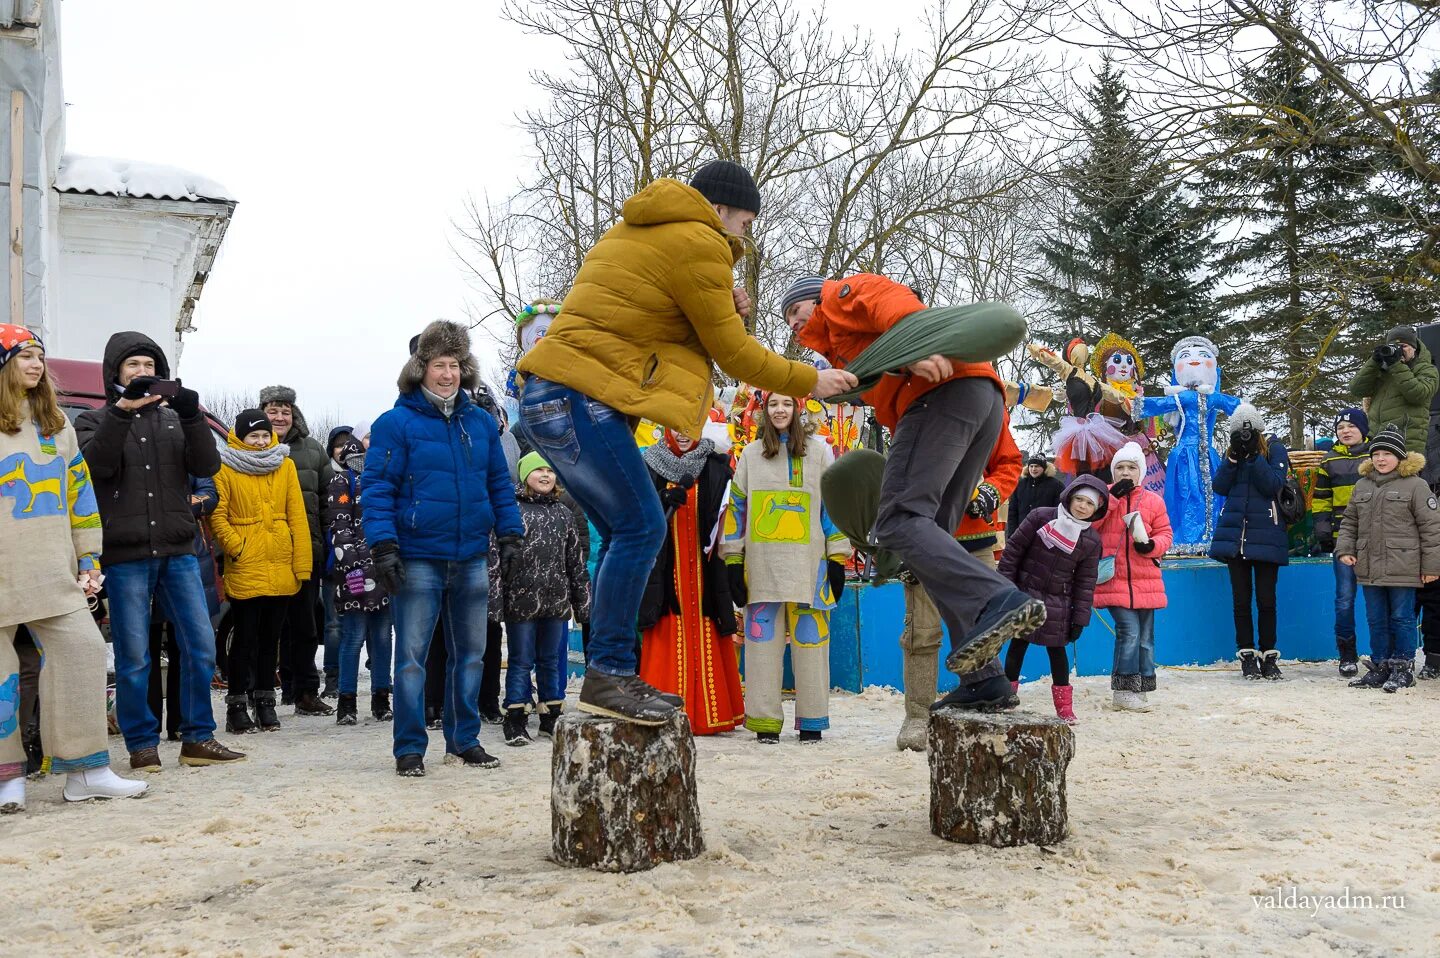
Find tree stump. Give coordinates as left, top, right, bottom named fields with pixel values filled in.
left=928, top=709, right=1075, bottom=847
left=551, top=710, right=704, bottom=872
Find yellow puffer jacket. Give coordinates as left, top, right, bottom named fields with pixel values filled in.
left=211, top=432, right=312, bottom=600
left=517, top=178, right=818, bottom=437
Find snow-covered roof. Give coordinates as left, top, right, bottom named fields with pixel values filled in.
left=55, top=154, right=235, bottom=203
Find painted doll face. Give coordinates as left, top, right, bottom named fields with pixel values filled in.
left=1173, top=343, right=1218, bottom=389
left=1104, top=350, right=1137, bottom=384
left=518, top=313, right=554, bottom=355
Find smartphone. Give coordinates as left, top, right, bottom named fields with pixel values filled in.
left=146, top=379, right=181, bottom=398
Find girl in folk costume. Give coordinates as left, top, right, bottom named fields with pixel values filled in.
left=1092, top=332, right=1166, bottom=497
left=0, top=325, right=148, bottom=812
left=998, top=475, right=1109, bottom=724
left=1027, top=338, right=1134, bottom=480
left=721, top=393, right=851, bottom=743
left=636, top=418, right=745, bottom=735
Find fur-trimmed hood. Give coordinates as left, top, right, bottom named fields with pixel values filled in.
left=1359, top=451, right=1427, bottom=479
left=398, top=320, right=480, bottom=394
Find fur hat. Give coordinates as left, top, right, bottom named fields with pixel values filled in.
left=1111, top=441, right=1145, bottom=474
left=1230, top=403, right=1264, bottom=433
left=258, top=384, right=310, bottom=439
left=1369, top=425, right=1407, bottom=459
left=398, top=320, right=480, bottom=394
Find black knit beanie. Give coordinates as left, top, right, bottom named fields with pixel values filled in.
left=689, top=160, right=762, bottom=215
left=235, top=408, right=271, bottom=439
left=1369, top=425, right=1407, bottom=459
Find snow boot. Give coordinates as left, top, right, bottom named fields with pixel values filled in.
left=1051, top=684, right=1077, bottom=724
left=1237, top=649, right=1261, bottom=680
left=395, top=754, right=425, bottom=777
left=895, top=648, right=939, bottom=752
left=335, top=693, right=358, bottom=726
left=1348, top=658, right=1390, bottom=689
left=371, top=689, right=393, bottom=721
left=537, top=702, right=562, bottom=739
left=250, top=691, right=281, bottom=731
left=798, top=730, right=823, bottom=744
left=1260, top=650, right=1283, bottom=681
left=62, top=766, right=149, bottom=803
left=1110, top=690, right=1151, bottom=712
left=1382, top=658, right=1415, bottom=693
left=502, top=707, right=532, bottom=746
left=321, top=672, right=339, bottom=700
left=1337, top=638, right=1359, bottom=678
left=225, top=694, right=257, bottom=735
left=0, top=776, right=25, bottom=814
left=444, top=745, right=501, bottom=769
left=930, top=674, right=1020, bottom=713
left=1418, top=652, right=1440, bottom=681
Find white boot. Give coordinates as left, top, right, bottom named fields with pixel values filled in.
left=63, top=765, right=149, bottom=803
left=1111, top=690, right=1152, bottom=712
left=0, top=776, right=24, bottom=814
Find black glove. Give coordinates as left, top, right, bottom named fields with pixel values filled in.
left=660, top=485, right=688, bottom=511
left=120, top=376, right=158, bottom=401
left=1318, top=535, right=1336, bottom=554
left=727, top=562, right=748, bottom=608
left=966, top=482, right=1000, bottom=520
left=371, top=540, right=404, bottom=594
left=1068, top=624, right=1084, bottom=644
left=827, top=560, right=846, bottom=601
left=1228, top=429, right=1259, bottom=461
left=168, top=385, right=200, bottom=420
left=1108, top=478, right=1135, bottom=499
left=498, top=535, right=524, bottom=581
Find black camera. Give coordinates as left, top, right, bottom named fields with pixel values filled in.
left=1234, top=426, right=1256, bottom=445
left=1375, top=342, right=1404, bottom=366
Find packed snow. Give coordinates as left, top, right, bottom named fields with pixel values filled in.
left=55, top=153, right=235, bottom=202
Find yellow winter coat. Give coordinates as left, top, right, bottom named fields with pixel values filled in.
left=212, top=432, right=312, bottom=600
left=516, top=178, right=818, bottom=438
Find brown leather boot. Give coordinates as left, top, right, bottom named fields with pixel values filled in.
left=178, top=739, right=246, bottom=766
left=128, top=747, right=161, bottom=772
left=294, top=691, right=334, bottom=716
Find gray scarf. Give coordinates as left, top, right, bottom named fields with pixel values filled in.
left=221, top=441, right=291, bottom=476
left=643, top=438, right=716, bottom=483
left=421, top=385, right=457, bottom=418
left=344, top=452, right=367, bottom=474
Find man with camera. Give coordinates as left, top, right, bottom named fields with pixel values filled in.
left=1351, top=326, right=1438, bottom=453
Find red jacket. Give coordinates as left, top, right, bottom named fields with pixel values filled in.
left=956, top=420, right=1022, bottom=543
left=1093, top=486, right=1173, bottom=610
left=797, top=274, right=1003, bottom=430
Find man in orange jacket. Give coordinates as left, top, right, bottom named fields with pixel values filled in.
left=783, top=274, right=1045, bottom=712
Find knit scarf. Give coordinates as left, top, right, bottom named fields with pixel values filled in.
left=643, top=438, right=716, bottom=483
left=1038, top=502, right=1091, bottom=555
left=221, top=442, right=291, bottom=476
left=344, top=452, right=366, bottom=474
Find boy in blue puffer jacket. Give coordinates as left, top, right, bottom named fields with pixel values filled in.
left=363, top=320, right=525, bottom=777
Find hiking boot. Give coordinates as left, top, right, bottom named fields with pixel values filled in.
left=425, top=706, right=444, bottom=730
left=798, top=730, right=823, bottom=744
left=930, top=674, right=1020, bottom=713
left=1418, top=653, right=1440, bottom=681
left=335, top=693, right=358, bottom=726
left=1382, top=658, right=1415, bottom=693
left=178, top=739, right=246, bottom=767
left=1237, top=649, right=1261, bottom=680
left=502, top=708, right=532, bottom=746
left=1337, top=638, right=1359, bottom=677
left=62, top=766, right=149, bottom=803
left=251, top=691, right=281, bottom=731
left=945, top=590, right=1047, bottom=676
left=755, top=731, right=780, bottom=744
left=371, top=689, right=393, bottom=721
left=1260, top=650, right=1283, bottom=681
left=1051, top=684, right=1077, bottom=724
left=321, top=673, right=339, bottom=700
left=294, top=692, right=334, bottom=716
left=538, top=703, right=562, bottom=738
left=128, top=747, right=161, bottom=773
left=576, top=671, right=676, bottom=725
left=396, top=754, right=426, bottom=777
left=224, top=694, right=257, bottom=735
left=1348, top=658, right=1390, bottom=689
left=444, top=745, right=502, bottom=769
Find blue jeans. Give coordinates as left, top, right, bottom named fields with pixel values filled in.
left=504, top=617, right=568, bottom=708
left=1109, top=607, right=1156, bottom=691
left=106, top=555, right=218, bottom=750
left=339, top=607, right=394, bottom=695
left=391, top=558, right=488, bottom=759
left=1362, top=585, right=1417, bottom=661
left=1333, top=554, right=1358, bottom=640
left=322, top=586, right=341, bottom=677
left=517, top=377, right=665, bottom=676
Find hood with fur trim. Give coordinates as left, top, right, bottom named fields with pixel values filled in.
left=1359, top=451, right=1427, bottom=480
left=398, top=320, right=480, bottom=395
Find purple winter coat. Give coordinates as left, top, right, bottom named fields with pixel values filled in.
left=997, top=474, right=1109, bottom=648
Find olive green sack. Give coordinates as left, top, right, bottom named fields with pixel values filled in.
left=820, top=448, right=905, bottom=582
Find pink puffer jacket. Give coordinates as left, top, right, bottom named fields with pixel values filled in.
left=1094, top=486, right=1173, bottom=610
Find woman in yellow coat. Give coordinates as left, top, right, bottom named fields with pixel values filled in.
left=212, top=409, right=312, bottom=734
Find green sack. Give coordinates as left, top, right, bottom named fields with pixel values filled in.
left=820, top=448, right=905, bottom=583
left=828, top=301, right=1027, bottom=405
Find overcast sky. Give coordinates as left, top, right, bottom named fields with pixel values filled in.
left=60, top=0, right=935, bottom=429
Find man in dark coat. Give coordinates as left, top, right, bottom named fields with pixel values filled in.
left=1007, top=455, right=1066, bottom=530
left=75, top=332, right=245, bottom=769
left=260, top=385, right=335, bottom=716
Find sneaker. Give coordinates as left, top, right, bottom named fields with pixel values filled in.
left=930, top=674, right=1021, bottom=713
left=0, top=777, right=24, bottom=814
left=62, top=766, right=149, bottom=803
left=444, top=746, right=502, bottom=769
left=798, top=730, right=823, bottom=744
left=1260, top=650, right=1283, bottom=681
left=396, top=754, right=426, bottom=777
left=755, top=731, right=780, bottom=744
left=576, top=671, right=676, bottom=725
left=945, top=590, right=1047, bottom=675
left=634, top=678, right=684, bottom=709
left=1237, top=649, right=1261, bottom=680
left=178, top=739, right=246, bottom=767
left=128, top=747, right=162, bottom=773
left=294, top=692, right=334, bottom=717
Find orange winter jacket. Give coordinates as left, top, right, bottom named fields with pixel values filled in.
left=956, top=421, right=1022, bottom=545
left=796, top=274, right=1004, bottom=430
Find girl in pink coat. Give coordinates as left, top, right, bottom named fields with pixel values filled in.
left=1095, top=442, right=1173, bottom=710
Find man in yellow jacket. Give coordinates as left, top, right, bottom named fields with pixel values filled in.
left=516, top=160, right=857, bottom=723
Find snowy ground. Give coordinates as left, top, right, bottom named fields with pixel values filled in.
left=2, top=662, right=1438, bottom=957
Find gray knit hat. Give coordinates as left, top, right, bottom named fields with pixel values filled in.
left=780, top=276, right=825, bottom=318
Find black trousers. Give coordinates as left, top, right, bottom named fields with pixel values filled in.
left=1418, top=580, right=1440, bottom=656
left=146, top=624, right=183, bottom=739
left=425, top=619, right=503, bottom=714
left=1003, top=639, right=1070, bottom=686
left=277, top=579, right=322, bottom=696
left=1226, top=559, right=1279, bottom=652
left=229, top=595, right=289, bottom=696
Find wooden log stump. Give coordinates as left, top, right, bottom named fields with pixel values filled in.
left=928, top=709, right=1075, bottom=847
left=551, top=710, right=704, bottom=872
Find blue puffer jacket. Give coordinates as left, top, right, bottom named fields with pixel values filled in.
left=361, top=390, right=524, bottom=562
left=1209, top=439, right=1291, bottom=566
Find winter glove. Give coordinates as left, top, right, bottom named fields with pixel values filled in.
left=1108, top=478, right=1135, bottom=499
left=1068, top=624, right=1084, bottom=644
left=120, top=376, right=158, bottom=401
left=168, top=385, right=201, bottom=420
left=659, top=485, right=688, bottom=511
left=1228, top=428, right=1259, bottom=461
left=370, top=540, right=404, bottom=595
left=727, top=561, right=748, bottom=609
left=498, top=535, right=524, bottom=581
left=827, top=560, right=846, bottom=601
left=966, top=482, right=1001, bottom=520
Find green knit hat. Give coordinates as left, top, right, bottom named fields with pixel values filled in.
left=519, top=451, right=551, bottom=484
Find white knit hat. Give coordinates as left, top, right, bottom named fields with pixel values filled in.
left=1231, top=403, right=1264, bottom=432
left=1111, top=441, right=1145, bottom=473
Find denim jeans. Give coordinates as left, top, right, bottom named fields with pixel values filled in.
left=504, top=617, right=568, bottom=708
left=1362, top=585, right=1417, bottom=661
left=1333, top=554, right=1358, bottom=640
left=1110, top=607, right=1156, bottom=691
left=106, top=555, right=218, bottom=750
left=516, top=376, right=665, bottom=676
left=322, top=585, right=341, bottom=678
left=339, top=607, right=394, bottom=695
left=391, top=558, right=489, bottom=759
